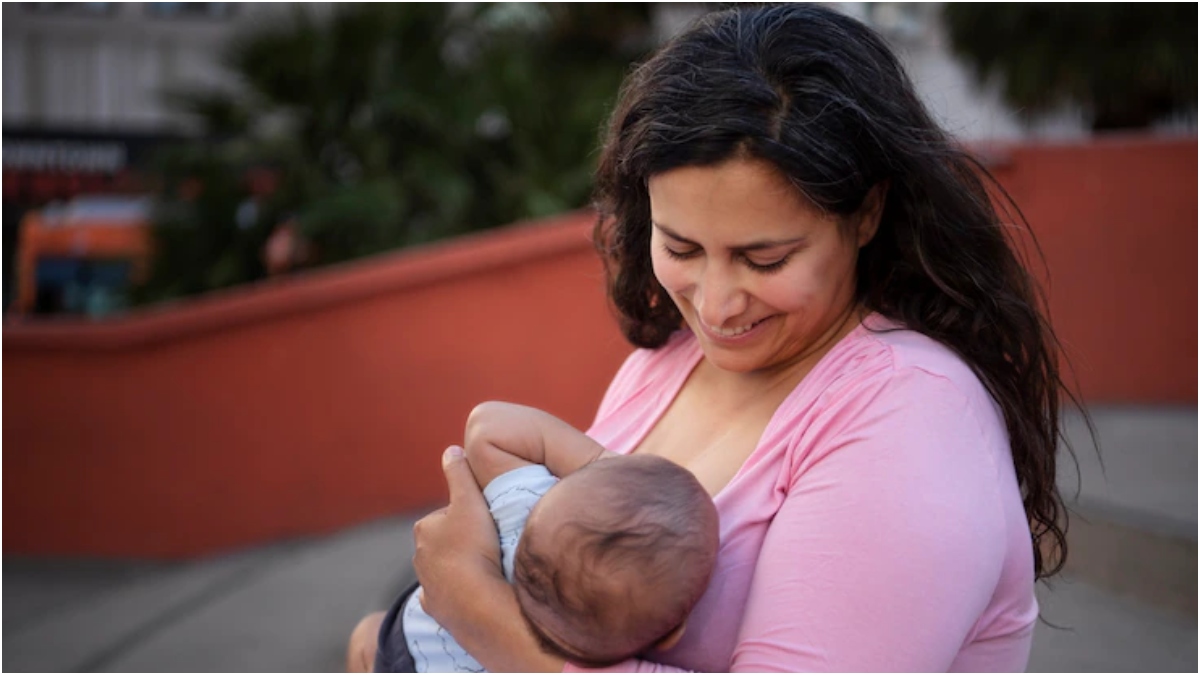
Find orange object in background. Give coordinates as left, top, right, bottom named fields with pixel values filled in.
left=11, top=196, right=153, bottom=316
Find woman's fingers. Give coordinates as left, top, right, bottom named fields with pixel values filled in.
left=412, top=444, right=504, bottom=625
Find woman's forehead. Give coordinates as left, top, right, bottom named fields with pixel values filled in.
left=647, top=160, right=833, bottom=240
left=648, top=158, right=794, bottom=203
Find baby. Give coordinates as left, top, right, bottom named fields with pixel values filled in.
left=373, top=402, right=720, bottom=672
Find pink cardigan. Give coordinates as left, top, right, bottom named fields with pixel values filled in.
left=571, top=315, right=1037, bottom=672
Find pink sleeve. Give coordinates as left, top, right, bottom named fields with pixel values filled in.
left=730, top=370, right=1008, bottom=671
left=570, top=369, right=1010, bottom=673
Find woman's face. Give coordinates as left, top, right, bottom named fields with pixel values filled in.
left=647, top=157, right=879, bottom=375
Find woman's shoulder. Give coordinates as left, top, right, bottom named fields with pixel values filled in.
left=773, top=314, right=1013, bottom=497
left=800, top=314, right=1001, bottom=427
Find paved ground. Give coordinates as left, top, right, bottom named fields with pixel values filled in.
left=4, top=406, right=1196, bottom=672
left=1031, top=576, right=1195, bottom=672
left=5, top=517, right=418, bottom=673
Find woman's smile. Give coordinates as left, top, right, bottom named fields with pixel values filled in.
left=698, top=314, right=773, bottom=342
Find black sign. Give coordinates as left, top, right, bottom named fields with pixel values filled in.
left=2, top=126, right=188, bottom=205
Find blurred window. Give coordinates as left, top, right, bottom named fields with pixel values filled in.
left=22, top=3, right=115, bottom=17
left=145, top=3, right=235, bottom=20
left=33, top=257, right=132, bottom=317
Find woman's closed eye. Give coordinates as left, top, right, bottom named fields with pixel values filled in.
left=742, top=253, right=792, bottom=273
left=661, top=244, right=702, bottom=261
left=661, top=243, right=793, bottom=274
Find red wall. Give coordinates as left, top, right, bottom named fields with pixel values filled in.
left=987, top=136, right=1197, bottom=402
left=4, top=138, right=1195, bottom=558
left=4, top=212, right=634, bottom=557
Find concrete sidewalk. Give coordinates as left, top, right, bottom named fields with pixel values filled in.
left=4, top=406, right=1196, bottom=672
left=5, top=517, right=419, bottom=672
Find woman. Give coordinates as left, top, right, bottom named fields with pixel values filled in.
left=355, top=4, right=1084, bottom=671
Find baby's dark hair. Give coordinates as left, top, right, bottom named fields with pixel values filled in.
left=512, top=454, right=719, bottom=666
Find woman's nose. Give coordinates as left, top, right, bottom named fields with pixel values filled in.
left=693, top=263, right=749, bottom=327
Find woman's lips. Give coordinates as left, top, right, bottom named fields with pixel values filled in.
left=698, top=315, right=773, bottom=344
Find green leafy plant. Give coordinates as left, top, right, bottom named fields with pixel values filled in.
left=136, top=3, right=653, bottom=305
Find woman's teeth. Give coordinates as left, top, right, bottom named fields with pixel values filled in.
left=707, top=319, right=760, bottom=337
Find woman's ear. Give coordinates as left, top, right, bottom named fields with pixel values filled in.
left=654, top=622, right=687, bottom=651
left=856, top=181, right=888, bottom=247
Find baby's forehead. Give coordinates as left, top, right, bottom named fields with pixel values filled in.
left=535, top=458, right=654, bottom=508
left=528, top=468, right=620, bottom=529
left=526, top=454, right=696, bottom=540
left=562, top=455, right=667, bottom=492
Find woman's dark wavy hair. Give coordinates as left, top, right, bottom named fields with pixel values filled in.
left=592, top=3, right=1089, bottom=580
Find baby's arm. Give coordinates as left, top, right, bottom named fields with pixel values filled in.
left=463, top=401, right=616, bottom=487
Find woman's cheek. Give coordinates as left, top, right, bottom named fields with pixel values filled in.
left=651, top=252, right=690, bottom=295
left=748, top=268, right=805, bottom=314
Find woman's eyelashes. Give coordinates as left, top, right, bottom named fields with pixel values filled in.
left=660, top=244, right=792, bottom=274
left=661, top=244, right=701, bottom=261
left=744, top=254, right=792, bottom=273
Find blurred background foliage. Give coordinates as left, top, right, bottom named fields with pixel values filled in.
left=943, top=4, right=1197, bottom=131
left=135, top=3, right=653, bottom=305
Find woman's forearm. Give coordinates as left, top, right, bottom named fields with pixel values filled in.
left=417, top=445, right=566, bottom=671
left=436, top=568, right=565, bottom=673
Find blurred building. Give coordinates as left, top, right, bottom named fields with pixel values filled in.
left=2, top=3, right=311, bottom=131
left=2, top=2, right=321, bottom=201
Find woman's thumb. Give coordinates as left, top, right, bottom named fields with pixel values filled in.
left=442, top=445, right=483, bottom=507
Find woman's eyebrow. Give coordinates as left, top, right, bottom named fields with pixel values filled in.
left=652, top=221, right=807, bottom=252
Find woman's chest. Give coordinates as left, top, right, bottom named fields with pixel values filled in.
left=632, top=369, right=796, bottom=497
left=649, top=451, right=790, bottom=671
left=635, top=406, right=769, bottom=497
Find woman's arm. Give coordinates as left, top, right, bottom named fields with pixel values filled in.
left=727, top=372, right=1013, bottom=671
left=463, top=401, right=615, bottom=486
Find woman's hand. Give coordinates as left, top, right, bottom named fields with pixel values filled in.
left=413, top=446, right=503, bottom=621
left=413, top=445, right=565, bottom=673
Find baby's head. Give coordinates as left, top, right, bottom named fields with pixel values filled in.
left=513, top=454, right=719, bottom=666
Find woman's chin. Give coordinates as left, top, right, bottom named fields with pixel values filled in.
left=697, top=342, right=771, bottom=374
left=689, top=318, right=779, bottom=373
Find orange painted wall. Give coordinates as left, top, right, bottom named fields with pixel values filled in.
left=986, top=136, right=1197, bottom=402
left=3, top=138, right=1196, bottom=558
left=4, top=212, right=634, bottom=557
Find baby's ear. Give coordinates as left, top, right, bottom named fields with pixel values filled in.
left=654, top=622, right=687, bottom=651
